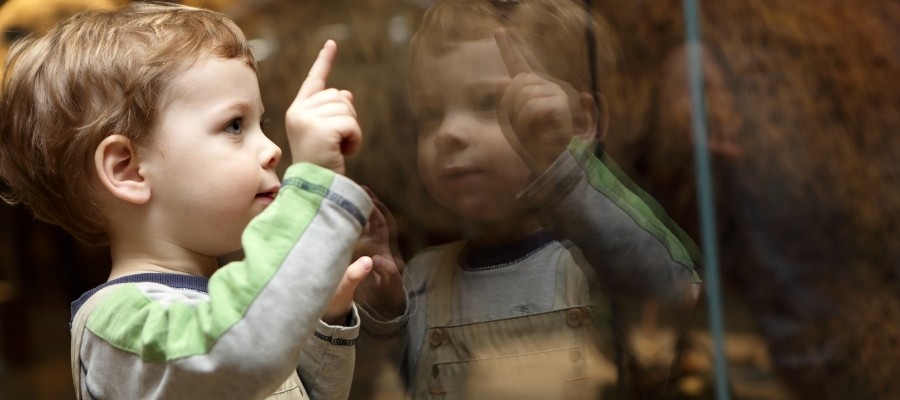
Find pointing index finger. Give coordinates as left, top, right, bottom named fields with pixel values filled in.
left=495, top=28, right=540, bottom=76
left=296, top=40, right=337, bottom=101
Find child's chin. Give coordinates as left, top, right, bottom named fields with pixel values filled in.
left=217, top=246, right=246, bottom=263
left=453, top=200, right=520, bottom=221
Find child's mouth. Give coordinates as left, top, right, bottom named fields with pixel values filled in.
left=255, top=185, right=280, bottom=204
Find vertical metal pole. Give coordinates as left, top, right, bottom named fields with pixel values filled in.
left=681, top=0, right=731, bottom=398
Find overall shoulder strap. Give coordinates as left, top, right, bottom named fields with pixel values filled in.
left=70, top=284, right=125, bottom=400
left=424, top=241, right=467, bottom=327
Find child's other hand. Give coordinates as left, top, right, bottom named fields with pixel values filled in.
left=322, top=256, right=373, bottom=326
left=286, top=40, right=362, bottom=174
left=352, top=189, right=406, bottom=319
left=357, top=255, right=404, bottom=319
left=494, top=28, right=590, bottom=174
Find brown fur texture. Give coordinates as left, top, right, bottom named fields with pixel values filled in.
left=600, top=1, right=900, bottom=398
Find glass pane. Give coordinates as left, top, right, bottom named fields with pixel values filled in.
left=1, top=1, right=896, bottom=399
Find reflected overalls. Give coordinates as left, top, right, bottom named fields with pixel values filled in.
left=407, top=241, right=619, bottom=399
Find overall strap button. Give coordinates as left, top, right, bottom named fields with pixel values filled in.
left=566, top=308, right=585, bottom=327
left=430, top=328, right=445, bottom=347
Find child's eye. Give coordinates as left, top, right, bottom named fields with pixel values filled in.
left=416, top=106, right=443, bottom=126
left=472, top=93, right=496, bottom=113
left=225, top=118, right=243, bottom=135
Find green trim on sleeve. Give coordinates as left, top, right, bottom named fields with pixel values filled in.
left=86, top=163, right=337, bottom=361
left=569, top=140, right=702, bottom=282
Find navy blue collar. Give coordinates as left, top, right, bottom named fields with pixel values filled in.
left=70, top=273, right=209, bottom=321
left=461, top=230, right=556, bottom=270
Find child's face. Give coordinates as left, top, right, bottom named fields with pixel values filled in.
left=139, top=56, right=282, bottom=256
left=413, top=39, right=536, bottom=231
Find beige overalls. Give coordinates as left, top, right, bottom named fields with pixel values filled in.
left=70, top=284, right=308, bottom=400
left=407, top=242, right=619, bottom=399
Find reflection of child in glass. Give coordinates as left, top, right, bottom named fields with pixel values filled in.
left=0, top=3, right=375, bottom=399
left=353, top=0, right=702, bottom=398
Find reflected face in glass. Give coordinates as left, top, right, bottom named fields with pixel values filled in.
left=412, top=39, right=536, bottom=233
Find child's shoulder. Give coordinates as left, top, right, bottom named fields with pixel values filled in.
left=71, top=273, right=210, bottom=323
left=404, top=240, right=467, bottom=281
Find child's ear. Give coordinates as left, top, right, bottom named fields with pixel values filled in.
left=94, top=135, right=150, bottom=205
left=577, top=92, right=609, bottom=143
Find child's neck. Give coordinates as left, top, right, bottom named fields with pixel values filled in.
left=464, top=217, right=543, bottom=247
left=107, top=236, right=220, bottom=281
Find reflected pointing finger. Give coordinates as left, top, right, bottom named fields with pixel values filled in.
left=495, top=28, right=532, bottom=75
left=507, top=28, right=545, bottom=73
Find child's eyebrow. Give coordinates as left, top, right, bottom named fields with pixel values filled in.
left=463, top=81, right=498, bottom=92
left=217, top=100, right=264, bottom=115
left=413, top=79, right=499, bottom=102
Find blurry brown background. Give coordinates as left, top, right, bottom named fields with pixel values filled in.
left=1, top=0, right=898, bottom=399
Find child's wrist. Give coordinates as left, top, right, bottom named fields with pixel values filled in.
left=321, top=308, right=352, bottom=326
left=372, top=297, right=405, bottom=320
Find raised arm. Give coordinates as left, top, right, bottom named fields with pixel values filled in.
left=75, top=41, right=373, bottom=399
left=493, top=28, right=701, bottom=303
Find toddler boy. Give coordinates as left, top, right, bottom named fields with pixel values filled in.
left=1, top=3, right=372, bottom=399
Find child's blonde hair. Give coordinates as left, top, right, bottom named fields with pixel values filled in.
left=0, top=2, right=256, bottom=245
left=409, top=0, right=619, bottom=97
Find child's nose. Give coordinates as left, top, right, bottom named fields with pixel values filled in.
left=261, top=139, right=282, bottom=169
left=435, top=112, right=471, bottom=152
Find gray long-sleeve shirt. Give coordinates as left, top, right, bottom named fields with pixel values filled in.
left=71, top=163, right=373, bottom=399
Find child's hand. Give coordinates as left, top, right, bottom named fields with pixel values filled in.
left=494, top=29, right=591, bottom=174
left=286, top=40, right=362, bottom=174
left=352, top=189, right=406, bottom=319
left=321, top=256, right=373, bottom=325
